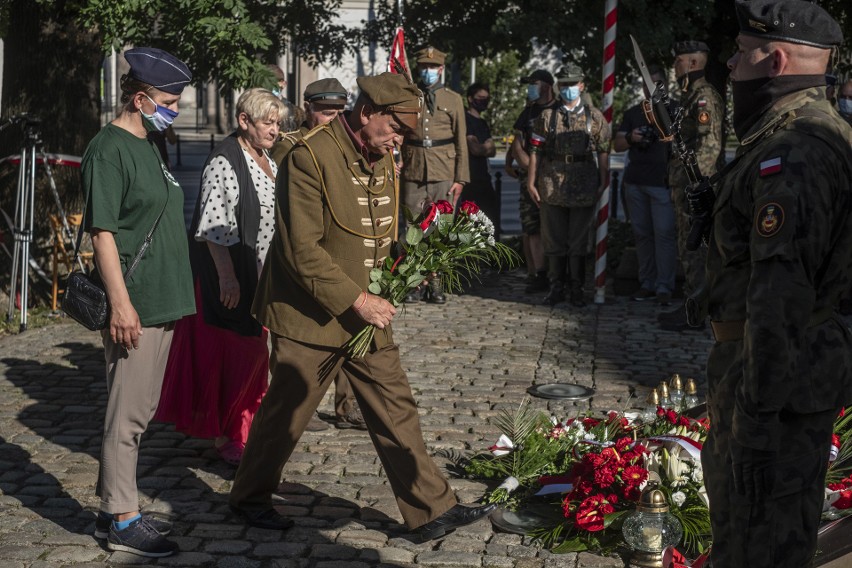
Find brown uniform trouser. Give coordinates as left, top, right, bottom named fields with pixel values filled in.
left=229, top=335, right=457, bottom=528
left=97, top=323, right=174, bottom=514
left=401, top=180, right=453, bottom=218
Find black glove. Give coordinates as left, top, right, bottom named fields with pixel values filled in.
left=731, top=444, right=777, bottom=502
left=685, top=177, right=715, bottom=218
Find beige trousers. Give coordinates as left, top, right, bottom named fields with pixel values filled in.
left=96, top=323, right=174, bottom=514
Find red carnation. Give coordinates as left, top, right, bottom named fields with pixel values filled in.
left=435, top=199, right=454, bottom=214
left=459, top=200, right=480, bottom=215
left=615, top=436, right=632, bottom=453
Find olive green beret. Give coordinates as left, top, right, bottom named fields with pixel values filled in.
left=356, top=73, right=422, bottom=130
left=415, top=46, right=446, bottom=65
left=735, top=0, right=842, bottom=48
left=304, top=78, right=347, bottom=106
left=556, top=63, right=584, bottom=83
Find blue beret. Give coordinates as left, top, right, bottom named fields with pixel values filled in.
left=125, top=47, right=192, bottom=94
left=735, top=0, right=843, bottom=49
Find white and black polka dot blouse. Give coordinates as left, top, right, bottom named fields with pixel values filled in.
left=195, top=146, right=278, bottom=272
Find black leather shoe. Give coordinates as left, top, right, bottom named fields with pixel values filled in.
left=416, top=503, right=496, bottom=541
left=404, top=289, right=421, bottom=303
left=229, top=505, right=294, bottom=530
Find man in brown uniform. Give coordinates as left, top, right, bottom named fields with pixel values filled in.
left=270, top=78, right=367, bottom=432
left=228, top=72, right=494, bottom=539
left=401, top=46, right=469, bottom=303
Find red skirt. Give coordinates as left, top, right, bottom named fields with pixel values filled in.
left=155, top=279, right=269, bottom=445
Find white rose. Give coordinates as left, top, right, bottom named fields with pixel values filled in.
left=672, top=491, right=686, bottom=507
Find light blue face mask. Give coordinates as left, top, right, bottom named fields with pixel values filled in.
left=141, top=94, right=178, bottom=132
left=527, top=84, right=540, bottom=101
left=839, top=98, right=852, bottom=116
left=561, top=85, right=581, bottom=102
left=420, top=68, right=440, bottom=86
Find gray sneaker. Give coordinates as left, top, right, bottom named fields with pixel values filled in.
left=94, top=511, right=171, bottom=540
left=107, top=516, right=178, bottom=558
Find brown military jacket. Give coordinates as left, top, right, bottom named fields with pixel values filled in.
left=532, top=102, right=610, bottom=207
left=252, top=115, right=396, bottom=348
left=270, top=124, right=309, bottom=166
left=668, top=76, right=725, bottom=187
left=705, top=87, right=852, bottom=451
left=401, top=85, right=470, bottom=184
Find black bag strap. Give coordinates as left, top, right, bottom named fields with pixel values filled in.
left=70, top=142, right=171, bottom=281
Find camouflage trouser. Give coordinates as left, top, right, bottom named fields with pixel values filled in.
left=518, top=175, right=541, bottom=236
left=702, top=341, right=836, bottom=568
left=671, top=183, right=706, bottom=296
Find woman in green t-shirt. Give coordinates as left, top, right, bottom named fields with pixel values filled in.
left=81, top=47, right=194, bottom=559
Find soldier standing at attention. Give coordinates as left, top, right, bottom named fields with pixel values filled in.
left=228, top=73, right=494, bottom=539
left=401, top=46, right=469, bottom=303
left=658, top=40, right=725, bottom=332
left=700, top=1, right=852, bottom=566
left=527, top=63, right=611, bottom=307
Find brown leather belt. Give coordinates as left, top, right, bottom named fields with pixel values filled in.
left=407, top=138, right=452, bottom=148
left=710, top=308, right=835, bottom=343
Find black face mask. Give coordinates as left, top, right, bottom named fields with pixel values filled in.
left=731, top=74, right=825, bottom=139
left=470, top=98, right=490, bottom=112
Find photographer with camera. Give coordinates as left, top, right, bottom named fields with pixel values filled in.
left=613, top=65, right=676, bottom=305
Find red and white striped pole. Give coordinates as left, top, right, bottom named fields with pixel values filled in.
left=594, top=0, right=617, bottom=304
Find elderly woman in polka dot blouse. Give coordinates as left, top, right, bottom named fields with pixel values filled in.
left=156, top=88, right=285, bottom=465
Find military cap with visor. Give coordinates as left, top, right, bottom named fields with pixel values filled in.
left=304, top=78, right=348, bottom=107
left=356, top=72, right=422, bottom=131
left=415, top=46, right=446, bottom=66
left=520, top=69, right=555, bottom=86
left=735, top=0, right=843, bottom=49
left=124, top=47, right=192, bottom=94
left=672, top=40, right=710, bottom=56
left=555, top=63, right=584, bottom=84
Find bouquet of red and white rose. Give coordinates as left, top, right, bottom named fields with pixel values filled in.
left=344, top=199, right=520, bottom=357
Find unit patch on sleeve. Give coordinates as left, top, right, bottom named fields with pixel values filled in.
left=755, top=202, right=785, bottom=237
left=698, top=111, right=711, bottom=125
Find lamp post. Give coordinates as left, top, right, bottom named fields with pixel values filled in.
left=622, top=482, right=683, bottom=567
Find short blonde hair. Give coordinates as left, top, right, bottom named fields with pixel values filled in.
left=236, top=88, right=286, bottom=123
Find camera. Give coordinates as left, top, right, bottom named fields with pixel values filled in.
left=633, top=124, right=658, bottom=151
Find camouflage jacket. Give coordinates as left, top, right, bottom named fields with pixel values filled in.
left=668, top=76, right=725, bottom=188
left=531, top=103, right=610, bottom=207
left=706, top=87, right=852, bottom=451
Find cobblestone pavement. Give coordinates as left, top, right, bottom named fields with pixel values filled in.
left=0, top=270, right=735, bottom=568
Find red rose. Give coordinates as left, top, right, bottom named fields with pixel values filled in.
left=435, top=199, right=454, bottom=214
left=656, top=407, right=665, bottom=417
left=459, top=200, right=480, bottom=215
left=834, top=489, right=852, bottom=510
left=666, top=409, right=678, bottom=424
left=679, top=415, right=690, bottom=427
left=418, top=202, right=438, bottom=231
left=832, top=434, right=841, bottom=449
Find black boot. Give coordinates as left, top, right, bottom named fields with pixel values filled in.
left=568, top=255, right=586, bottom=307
left=404, top=287, right=422, bottom=303
left=426, top=274, right=446, bottom=304
left=543, top=281, right=566, bottom=305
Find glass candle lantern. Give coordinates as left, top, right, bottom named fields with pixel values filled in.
left=657, top=381, right=671, bottom=409
left=669, top=374, right=684, bottom=409
left=642, top=388, right=660, bottom=422
left=684, top=378, right=700, bottom=409
left=622, top=482, right=683, bottom=567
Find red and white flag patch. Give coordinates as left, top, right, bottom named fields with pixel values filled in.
left=759, top=157, right=782, bottom=177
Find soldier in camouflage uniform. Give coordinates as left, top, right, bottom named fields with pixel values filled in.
left=699, top=2, right=852, bottom=566
left=659, top=40, right=725, bottom=332
left=527, top=64, right=610, bottom=307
